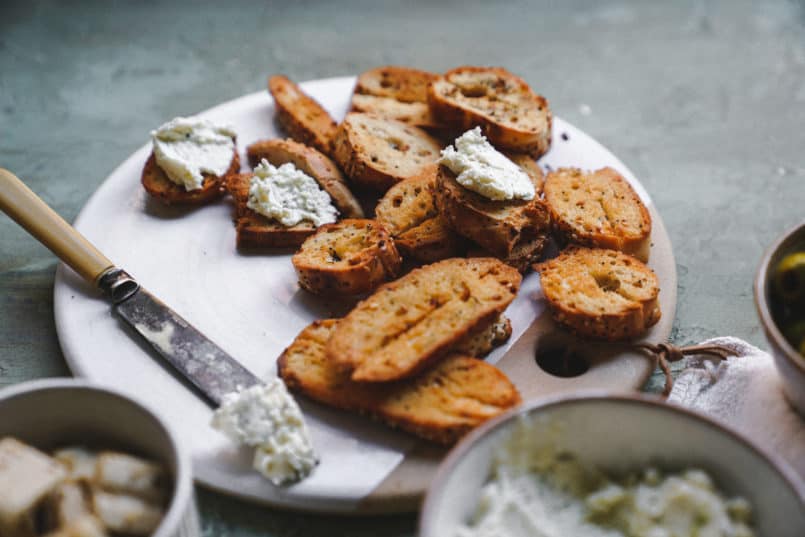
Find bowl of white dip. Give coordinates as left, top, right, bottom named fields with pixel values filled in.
left=420, top=393, right=805, bottom=537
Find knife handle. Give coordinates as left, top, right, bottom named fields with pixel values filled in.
left=0, top=168, right=115, bottom=284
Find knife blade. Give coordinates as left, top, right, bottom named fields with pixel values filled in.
left=98, top=269, right=260, bottom=406
left=0, top=168, right=259, bottom=407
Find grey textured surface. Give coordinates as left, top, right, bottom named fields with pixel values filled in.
left=1, top=0, right=803, bottom=534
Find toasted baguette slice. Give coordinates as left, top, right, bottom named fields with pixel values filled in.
left=268, top=75, right=337, bottom=155
left=246, top=138, right=364, bottom=218
left=225, top=173, right=316, bottom=248
left=434, top=162, right=550, bottom=259
left=354, top=66, right=438, bottom=103
left=351, top=95, right=436, bottom=129
left=536, top=247, right=661, bottom=340
left=292, top=219, right=402, bottom=295
left=332, top=113, right=442, bottom=192
left=350, top=66, right=440, bottom=128
left=327, top=257, right=521, bottom=382
left=141, top=150, right=239, bottom=206
left=375, top=168, right=464, bottom=263
left=278, top=319, right=521, bottom=444
left=544, top=167, right=652, bottom=262
left=428, top=66, right=552, bottom=158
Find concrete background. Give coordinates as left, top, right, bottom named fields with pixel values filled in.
left=1, top=0, right=803, bottom=535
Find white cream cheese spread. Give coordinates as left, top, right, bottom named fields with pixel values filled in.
left=246, top=159, right=338, bottom=227
left=439, top=127, right=535, bottom=201
left=151, top=116, right=236, bottom=191
left=458, top=421, right=755, bottom=537
left=211, top=379, right=318, bottom=485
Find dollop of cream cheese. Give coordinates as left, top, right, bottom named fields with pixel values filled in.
left=211, top=379, right=318, bottom=485
left=439, top=127, right=535, bottom=201
left=246, top=159, right=338, bottom=227
left=458, top=421, right=755, bottom=537
left=151, top=116, right=236, bottom=191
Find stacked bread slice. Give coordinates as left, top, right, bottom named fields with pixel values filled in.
left=278, top=258, right=522, bottom=444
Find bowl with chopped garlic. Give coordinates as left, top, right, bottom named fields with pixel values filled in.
left=0, top=378, right=197, bottom=537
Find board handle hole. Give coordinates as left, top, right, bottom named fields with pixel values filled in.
left=534, top=335, right=590, bottom=378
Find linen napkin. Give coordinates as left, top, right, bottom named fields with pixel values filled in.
left=668, top=336, right=805, bottom=478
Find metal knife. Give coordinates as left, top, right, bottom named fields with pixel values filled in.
left=0, top=168, right=259, bottom=406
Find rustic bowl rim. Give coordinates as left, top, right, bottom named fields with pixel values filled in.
left=0, top=378, right=195, bottom=537
left=754, top=219, right=805, bottom=376
left=418, top=391, right=805, bottom=536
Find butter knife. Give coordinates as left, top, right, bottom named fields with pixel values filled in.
left=0, top=168, right=259, bottom=406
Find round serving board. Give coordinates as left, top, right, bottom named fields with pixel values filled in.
left=53, top=76, right=676, bottom=513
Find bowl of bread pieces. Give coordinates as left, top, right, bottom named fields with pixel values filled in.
left=420, top=394, right=805, bottom=537
left=0, top=379, right=196, bottom=537
left=136, top=64, right=663, bottom=456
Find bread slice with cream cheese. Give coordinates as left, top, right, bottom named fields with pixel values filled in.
left=141, top=151, right=239, bottom=206
left=428, top=66, right=552, bottom=158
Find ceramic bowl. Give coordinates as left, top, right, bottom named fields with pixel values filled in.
left=755, top=219, right=805, bottom=415
left=0, top=378, right=199, bottom=537
left=420, top=393, right=805, bottom=537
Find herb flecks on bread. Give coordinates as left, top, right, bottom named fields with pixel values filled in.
left=326, top=257, right=521, bottom=382
left=279, top=319, right=521, bottom=445
left=292, top=219, right=402, bottom=296
left=332, top=113, right=442, bottom=192
left=269, top=75, right=338, bottom=156
left=350, top=66, right=440, bottom=128
left=375, top=168, right=464, bottom=263
left=545, top=167, right=651, bottom=261
left=536, top=247, right=660, bottom=340
left=435, top=162, right=550, bottom=260
left=246, top=138, right=363, bottom=219
left=428, top=66, right=552, bottom=158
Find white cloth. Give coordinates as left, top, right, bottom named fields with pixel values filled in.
left=668, top=336, right=805, bottom=478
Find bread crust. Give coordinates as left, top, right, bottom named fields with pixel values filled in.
left=468, top=235, right=547, bottom=273
left=268, top=75, right=338, bottom=155
left=292, top=219, right=402, bottom=296
left=225, top=172, right=316, bottom=248
left=428, top=66, right=552, bottom=158
left=331, top=113, right=442, bottom=192
left=354, top=66, right=438, bottom=103
left=278, top=319, right=521, bottom=445
left=452, top=314, right=512, bottom=357
left=434, top=164, right=551, bottom=259
left=351, top=94, right=437, bottom=129
left=544, top=167, right=652, bottom=261
left=141, top=151, right=239, bottom=206
left=375, top=168, right=464, bottom=263
left=350, top=66, right=441, bottom=128
left=536, top=246, right=661, bottom=340
left=246, top=138, right=364, bottom=218
left=326, top=257, right=522, bottom=382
